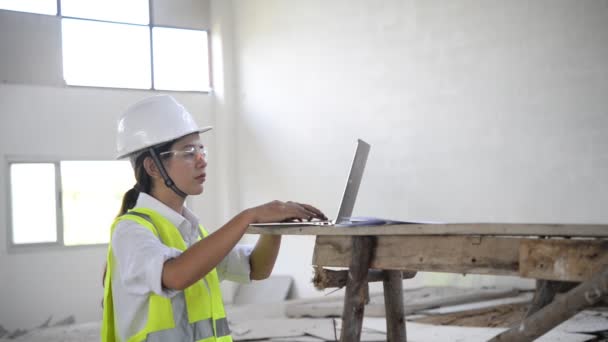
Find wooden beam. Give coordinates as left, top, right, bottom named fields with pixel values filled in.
left=313, top=267, right=417, bottom=290
left=489, top=267, right=608, bottom=342
left=247, top=223, right=608, bottom=238
left=340, top=236, right=375, bottom=342
left=313, top=235, right=520, bottom=276
left=519, top=239, right=608, bottom=282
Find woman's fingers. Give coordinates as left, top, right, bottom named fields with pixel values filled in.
left=252, top=200, right=327, bottom=223
left=298, top=203, right=328, bottom=220
left=286, top=203, right=312, bottom=221
left=284, top=201, right=327, bottom=221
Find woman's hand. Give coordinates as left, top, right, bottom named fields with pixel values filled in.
left=247, top=200, right=327, bottom=224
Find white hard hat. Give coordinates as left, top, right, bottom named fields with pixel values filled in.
left=116, top=95, right=212, bottom=159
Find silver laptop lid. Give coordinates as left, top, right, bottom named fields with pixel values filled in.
left=335, top=139, right=370, bottom=224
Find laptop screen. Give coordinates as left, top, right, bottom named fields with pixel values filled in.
left=335, top=139, right=370, bottom=224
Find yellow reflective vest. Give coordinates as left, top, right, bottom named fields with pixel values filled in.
left=101, top=208, right=233, bottom=342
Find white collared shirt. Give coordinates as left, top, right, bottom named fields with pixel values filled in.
left=111, top=192, right=252, bottom=340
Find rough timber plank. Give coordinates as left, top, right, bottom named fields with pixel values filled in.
left=312, top=235, right=520, bottom=275
left=247, top=223, right=608, bottom=237
left=519, top=239, right=608, bottom=282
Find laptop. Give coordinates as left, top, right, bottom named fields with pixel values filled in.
left=250, top=139, right=370, bottom=227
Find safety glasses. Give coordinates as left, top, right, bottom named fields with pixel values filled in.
left=159, top=145, right=207, bottom=162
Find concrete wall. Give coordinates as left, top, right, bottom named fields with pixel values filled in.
left=230, top=0, right=608, bottom=298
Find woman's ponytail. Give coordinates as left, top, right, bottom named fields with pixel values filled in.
left=117, top=186, right=140, bottom=217
left=116, top=153, right=153, bottom=217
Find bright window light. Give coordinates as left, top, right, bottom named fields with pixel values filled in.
left=0, top=0, right=57, bottom=15
left=61, top=161, right=134, bottom=246
left=62, top=18, right=151, bottom=89
left=10, top=163, right=57, bottom=244
left=61, top=0, right=148, bottom=25
left=153, top=27, right=210, bottom=91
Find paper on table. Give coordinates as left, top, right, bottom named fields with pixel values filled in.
left=336, top=216, right=444, bottom=227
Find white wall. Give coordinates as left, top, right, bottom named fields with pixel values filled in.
left=0, top=5, right=218, bottom=330
left=230, top=0, right=608, bottom=298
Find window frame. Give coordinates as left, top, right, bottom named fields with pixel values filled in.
left=6, top=157, right=64, bottom=251
left=6, top=155, right=195, bottom=253
left=0, top=0, right=212, bottom=92
left=58, top=0, right=211, bottom=92
left=5, top=156, right=127, bottom=252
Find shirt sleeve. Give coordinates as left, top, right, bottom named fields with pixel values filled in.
left=216, top=244, right=254, bottom=284
left=112, top=220, right=182, bottom=298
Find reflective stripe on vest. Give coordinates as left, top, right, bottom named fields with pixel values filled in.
left=102, top=209, right=232, bottom=342
left=146, top=317, right=231, bottom=341
left=215, top=318, right=231, bottom=337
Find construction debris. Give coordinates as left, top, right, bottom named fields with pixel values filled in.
left=1, top=287, right=605, bottom=341
left=286, top=286, right=521, bottom=318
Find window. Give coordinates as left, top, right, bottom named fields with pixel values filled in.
left=2, top=0, right=210, bottom=91
left=60, top=0, right=209, bottom=91
left=10, top=163, right=57, bottom=244
left=61, top=19, right=152, bottom=89
left=0, top=0, right=57, bottom=15
left=153, top=28, right=210, bottom=92
left=61, top=0, right=149, bottom=25
left=9, top=160, right=135, bottom=247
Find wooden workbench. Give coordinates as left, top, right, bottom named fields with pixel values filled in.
left=247, top=223, right=608, bottom=341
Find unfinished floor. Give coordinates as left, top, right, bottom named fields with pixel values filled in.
left=1, top=286, right=607, bottom=341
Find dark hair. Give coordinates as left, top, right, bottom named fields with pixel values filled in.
left=117, top=140, right=175, bottom=217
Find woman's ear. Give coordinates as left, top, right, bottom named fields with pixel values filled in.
left=143, top=157, right=161, bottom=179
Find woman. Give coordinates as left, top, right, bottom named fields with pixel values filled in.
left=102, top=95, right=326, bottom=342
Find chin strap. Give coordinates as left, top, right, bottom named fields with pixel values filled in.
left=148, top=148, right=188, bottom=198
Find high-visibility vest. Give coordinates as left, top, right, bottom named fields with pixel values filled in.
left=101, top=208, right=233, bottom=342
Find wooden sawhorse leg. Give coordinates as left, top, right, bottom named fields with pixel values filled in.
left=383, top=270, right=407, bottom=341
left=489, top=267, right=608, bottom=341
left=324, top=235, right=413, bottom=341
left=340, top=236, right=374, bottom=342
left=526, top=280, right=577, bottom=317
